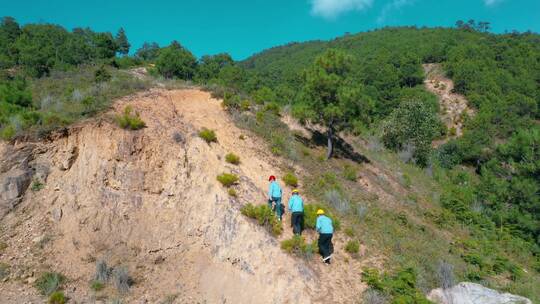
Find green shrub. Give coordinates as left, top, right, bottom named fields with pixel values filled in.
left=280, top=235, right=316, bottom=259
left=31, top=179, right=44, bottom=191
left=222, top=92, right=241, bottom=109
left=343, top=165, right=357, bottom=181
left=283, top=172, right=299, bottom=187
left=115, top=106, right=146, bottom=130
left=240, top=100, right=251, bottom=111
left=90, top=280, right=105, bottom=291
left=263, top=102, right=280, bottom=116
left=217, top=173, right=239, bottom=187
left=0, top=125, right=16, bottom=140
left=401, top=173, right=412, bottom=189
left=225, top=153, right=240, bottom=165
left=241, top=203, right=283, bottom=236
left=48, top=291, right=66, bottom=304
left=155, top=43, right=197, bottom=79
left=35, top=272, right=65, bottom=296
left=344, top=227, right=355, bottom=237
left=198, top=128, right=217, bottom=143
left=361, top=267, right=432, bottom=303
left=345, top=240, right=360, bottom=254
left=94, top=65, right=111, bottom=83
left=228, top=188, right=237, bottom=197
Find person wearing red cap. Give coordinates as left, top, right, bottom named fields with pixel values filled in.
left=267, top=175, right=283, bottom=221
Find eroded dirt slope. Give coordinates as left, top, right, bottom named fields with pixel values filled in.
left=0, top=89, right=367, bottom=303
left=424, top=63, right=474, bottom=144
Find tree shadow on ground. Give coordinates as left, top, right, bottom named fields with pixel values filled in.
left=293, top=130, right=370, bottom=164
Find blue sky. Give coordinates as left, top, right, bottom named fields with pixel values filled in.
left=3, top=0, right=539, bottom=59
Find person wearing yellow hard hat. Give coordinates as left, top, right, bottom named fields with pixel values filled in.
left=316, top=209, right=334, bottom=264
left=287, top=189, right=304, bottom=235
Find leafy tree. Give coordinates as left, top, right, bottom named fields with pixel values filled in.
left=155, top=42, right=197, bottom=79
left=0, top=77, right=32, bottom=107
left=297, top=49, right=373, bottom=159
left=195, top=53, right=233, bottom=82
left=252, top=86, right=277, bottom=104
left=216, top=64, right=246, bottom=91
left=0, top=16, right=21, bottom=68
left=15, top=24, right=70, bottom=77
left=92, top=32, right=117, bottom=59
left=135, top=42, right=160, bottom=61
left=115, top=27, right=130, bottom=56
left=382, top=100, right=441, bottom=166
left=1, top=17, right=21, bottom=41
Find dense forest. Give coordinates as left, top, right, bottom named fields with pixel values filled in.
left=1, top=16, right=539, bottom=301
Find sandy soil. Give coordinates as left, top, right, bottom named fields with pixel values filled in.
left=0, top=89, right=368, bottom=303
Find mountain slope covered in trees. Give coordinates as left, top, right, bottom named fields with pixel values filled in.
left=239, top=24, right=540, bottom=250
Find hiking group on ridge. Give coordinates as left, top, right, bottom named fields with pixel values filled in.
left=268, top=175, right=334, bottom=264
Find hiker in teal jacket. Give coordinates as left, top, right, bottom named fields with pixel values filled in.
left=316, top=209, right=334, bottom=264
left=267, top=175, right=283, bottom=221
left=288, top=189, right=304, bottom=235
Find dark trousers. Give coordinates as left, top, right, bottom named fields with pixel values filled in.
left=318, top=233, right=334, bottom=261
left=268, top=197, right=283, bottom=220
left=291, top=212, right=304, bottom=235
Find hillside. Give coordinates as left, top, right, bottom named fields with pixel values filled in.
left=0, top=88, right=373, bottom=303
left=1, top=17, right=539, bottom=303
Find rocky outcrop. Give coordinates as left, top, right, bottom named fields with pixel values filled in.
left=427, top=282, right=532, bottom=304
left=0, top=146, right=34, bottom=217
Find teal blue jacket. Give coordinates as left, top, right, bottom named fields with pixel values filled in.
left=288, top=195, right=304, bottom=213
left=316, top=215, right=334, bottom=234
left=268, top=181, right=282, bottom=198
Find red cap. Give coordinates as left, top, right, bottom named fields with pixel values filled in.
left=268, top=175, right=276, bottom=181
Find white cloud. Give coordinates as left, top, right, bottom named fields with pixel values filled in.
left=310, top=0, right=374, bottom=20
left=377, top=0, right=414, bottom=24
left=484, top=0, right=504, bottom=6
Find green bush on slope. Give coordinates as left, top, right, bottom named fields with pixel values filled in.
left=241, top=203, right=283, bottom=236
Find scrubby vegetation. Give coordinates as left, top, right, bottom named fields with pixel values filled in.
left=31, top=179, right=44, bottom=191
left=48, top=291, right=66, bottom=304
left=90, top=280, right=105, bottom=292
left=115, top=106, right=145, bottom=130
left=228, top=188, right=237, bottom=197
left=91, top=260, right=132, bottom=294
left=198, top=128, right=217, bottom=143
left=362, top=268, right=432, bottom=303
left=216, top=173, right=239, bottom=187
left=342, top=164, right=357, bottom=181
left=282, top=172, right=298, bottom=187
left=241, top=203, right=283, bottom=236
left=35, top=272, right=65, bottom=296
left=280, top=235, right=317, bottom=260
left=225, top=152, right=240, bottom=165
left=345, top=240, right=360, bottom=255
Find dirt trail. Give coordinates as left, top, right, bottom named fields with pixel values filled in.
left=423, top=63, right=474, bottom=144
left=0, top=89, right=366, bottom=303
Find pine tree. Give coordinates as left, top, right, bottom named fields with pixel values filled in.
left=115, top=27, right=130, bottom=56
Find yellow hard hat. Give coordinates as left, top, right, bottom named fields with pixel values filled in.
left=316, top=209, right=325, bottom=215
left=292, top=189, right=299, bottom=194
